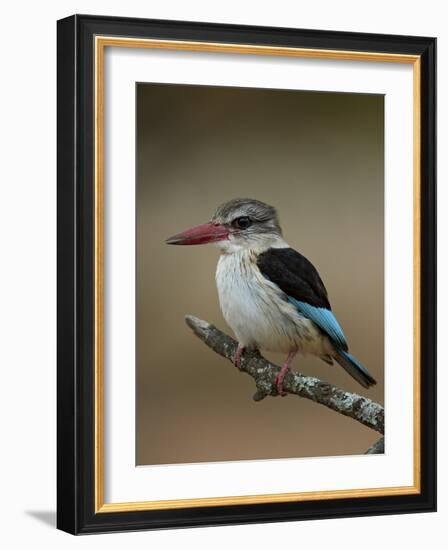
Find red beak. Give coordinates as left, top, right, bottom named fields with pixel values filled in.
left=166, top=222, right=229, bottom=245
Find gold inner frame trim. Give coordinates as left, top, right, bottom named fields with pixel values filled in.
left=94, top=35, right=421, bottom=513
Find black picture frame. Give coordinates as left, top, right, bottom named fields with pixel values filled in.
left=57, top=14, right=436, bottom=535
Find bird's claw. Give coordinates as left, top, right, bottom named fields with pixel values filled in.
left=234, top=345, right=245, bottom=370
left=275, top=373, right=288, bottom=397
left=274, top=353, right=296, bottom=397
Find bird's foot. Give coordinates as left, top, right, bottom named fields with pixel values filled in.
left=234, top=345, right=245, bottom=370
left=275, top=351, right=297, bottom=397
left=275, top=369, right=288, bottom=397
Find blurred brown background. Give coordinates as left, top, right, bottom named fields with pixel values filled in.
left=136, top=83, right=384, bottom=465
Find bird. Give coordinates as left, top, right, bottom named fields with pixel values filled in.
left=166, top=198, right=376, bottom=395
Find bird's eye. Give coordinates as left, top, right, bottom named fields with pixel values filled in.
left=233, top=216, right=252, bottom=230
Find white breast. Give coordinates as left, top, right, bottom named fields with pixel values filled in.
left=215, top=250, right=327, bottom=355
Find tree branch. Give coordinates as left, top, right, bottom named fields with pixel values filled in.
left=185, top=315, right=384, bottom=435
left=365, top=436, right=385, bottom=454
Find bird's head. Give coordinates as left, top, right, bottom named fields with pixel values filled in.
left=166, top=198, right=283, bottom=252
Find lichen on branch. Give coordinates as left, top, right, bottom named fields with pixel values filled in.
left=185, top=315, right=384, bottom=436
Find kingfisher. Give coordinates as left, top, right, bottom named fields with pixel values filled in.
left=166, top=198, right=376, bottom=395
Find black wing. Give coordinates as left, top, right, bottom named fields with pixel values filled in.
left=257, top=247, right=331, bottom=309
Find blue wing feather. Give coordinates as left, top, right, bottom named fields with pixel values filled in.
left=287, top=297, right=348, bottom=351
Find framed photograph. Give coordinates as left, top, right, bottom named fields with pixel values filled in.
left=57, top=14, right=436, bottom=534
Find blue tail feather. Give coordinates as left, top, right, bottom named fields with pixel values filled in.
left=333, top=349, right=377, bottom=389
